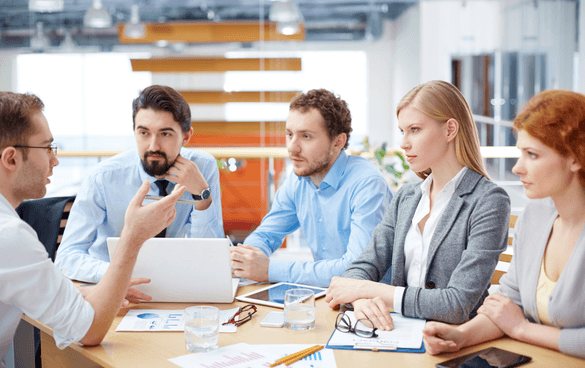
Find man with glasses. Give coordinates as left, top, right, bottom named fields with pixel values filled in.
left=55, top=85, right=224, bottom=287
left=0, top=91, right=186, bottom=366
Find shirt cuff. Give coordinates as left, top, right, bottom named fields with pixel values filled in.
left=268, top=259, right=292, bottom=283
left=393, top=286, right=406, bottom=314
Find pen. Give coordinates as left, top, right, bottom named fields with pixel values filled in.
left=226, top=235, right=236, bottom=247
left=269, top=345, right=324, bottom=367
left=145, top=195, right=198, bottom=205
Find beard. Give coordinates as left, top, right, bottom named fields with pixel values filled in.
left=292, top=150, right=333, bottom=178
left=141, top=150, right=174, bottom=177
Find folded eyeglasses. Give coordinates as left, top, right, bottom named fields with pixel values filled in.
left=335, top=313, right=378, bottom=338
left=222, top=304, right=257, bottom=327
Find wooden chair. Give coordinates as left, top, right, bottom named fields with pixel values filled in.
left=491, top=214, right=518, bottom=286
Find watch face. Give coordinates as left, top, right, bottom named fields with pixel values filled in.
left=201, top=188, right=211, bottom=200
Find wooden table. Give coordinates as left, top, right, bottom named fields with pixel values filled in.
left=23, top=284, right=585, bottom=368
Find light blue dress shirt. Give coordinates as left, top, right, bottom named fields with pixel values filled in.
left=244, top=150, right=392, bottom=287
left=55, top=148, right=224, bottom=283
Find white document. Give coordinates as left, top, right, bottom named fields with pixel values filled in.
left=115, top=308, right=240, bottom=333
left=254, top=344, right=337, bottom=368
left=169, top=343, right=337, bottom=368
left=327, top=311, right=425, bottom=350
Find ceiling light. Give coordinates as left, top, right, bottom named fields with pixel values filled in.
left=123, top=4, right=146, bottom=39
left=30, top=22, right=50, bottom=51
left=29, top=0, right=63, bottom=12
left=269, top=0, right=303, bottom=35
left=83, top=0, right=112, bottom=29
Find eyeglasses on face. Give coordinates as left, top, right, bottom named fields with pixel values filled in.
left=222, top=304, right=257, bottom=327
left=13, top=143, right=58, bottom=156
left=335, top=313, right=378, bottom=338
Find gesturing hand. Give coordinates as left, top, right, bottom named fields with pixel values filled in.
left=122, top=181, right=185, bottom=244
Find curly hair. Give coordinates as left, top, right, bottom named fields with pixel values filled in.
left=396, top=80, right=488, bottom=180
left=289, top=89, right=352, bottom=149
left=514, top=90, right=585, bottom=187
left=132, top=85, right=191, bottom=133
left=0, top=92, right=44, bottom=160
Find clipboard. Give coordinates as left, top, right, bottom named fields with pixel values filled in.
left=325, top=311, right=426, bottom=353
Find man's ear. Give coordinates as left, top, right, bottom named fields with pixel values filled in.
left=333, top=133, right=347, bottom=150
left=0, top=147, right=21, bottom=172
left=446, top=118, right=459, bottom=143
left=182, top=127, right=193, bottom=146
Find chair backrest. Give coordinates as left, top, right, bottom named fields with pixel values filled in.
left=16, top=195, right=76, bottom=261
left=491, top=214, right=518, bottom=285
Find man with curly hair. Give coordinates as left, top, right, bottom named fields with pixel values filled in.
left=230, top=89, right=392, bottom=287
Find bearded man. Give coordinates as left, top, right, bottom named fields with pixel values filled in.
left=56, top=85, right=223, bottom=287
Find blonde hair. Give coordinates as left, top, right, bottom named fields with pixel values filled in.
left=396, top=80, right=489, bottom=180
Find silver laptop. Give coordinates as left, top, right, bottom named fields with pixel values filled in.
left=106, top=237, right=238, bottom=303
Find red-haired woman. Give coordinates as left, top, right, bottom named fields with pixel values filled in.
left=423, top=90, right=585, bottom=359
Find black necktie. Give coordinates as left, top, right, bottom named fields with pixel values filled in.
left=154, top=180, right=169, bottom=238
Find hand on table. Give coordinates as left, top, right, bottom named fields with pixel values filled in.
left=78, top=278, right=152, bottom=308
left=422, top=322, right=462, bottom=355
left=230, top=244, right=269, bottom=282
left=325, top=277, right=370, bottom=308
left=352, top=298, right=394, bottom=331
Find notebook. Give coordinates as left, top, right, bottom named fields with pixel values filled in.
left=106, top=237, right=239, bottom=303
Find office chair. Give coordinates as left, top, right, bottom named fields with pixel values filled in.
left=16, top=195, right=76, bottom=261
left=14, top=195, right=76, bottom=368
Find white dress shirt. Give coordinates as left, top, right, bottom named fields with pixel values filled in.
left=393, top=167, right=468, bottom=313
left=0, top=194, right=94, bottom=367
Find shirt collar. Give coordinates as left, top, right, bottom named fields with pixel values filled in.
left=420, top=166, right=468, bottom=197
left=301, top=150, right=349, bottom=190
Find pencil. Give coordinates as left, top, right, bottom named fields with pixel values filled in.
left=269, top=345, right=324, bottom=367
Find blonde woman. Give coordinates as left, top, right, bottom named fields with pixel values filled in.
left=423, top=90, right=585, bottom=359
left=325, top=80, right=510, bottom=330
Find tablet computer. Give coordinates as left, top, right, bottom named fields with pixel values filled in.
left=236, top=282, right=327, bottom=308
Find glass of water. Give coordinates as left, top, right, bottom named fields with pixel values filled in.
left=184, top=306, right=220, bottom=352
left=284, top=288, right=315, bottom=331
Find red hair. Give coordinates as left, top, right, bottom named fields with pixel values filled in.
left=514, top=90, right=585, bottom=186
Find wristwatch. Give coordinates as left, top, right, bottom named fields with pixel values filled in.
left=192, top=187, right=211, bottom=201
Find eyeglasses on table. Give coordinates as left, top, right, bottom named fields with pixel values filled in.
left=335, top=313, right=378, bottom=338
left=222, top=304, right=257, bottom=327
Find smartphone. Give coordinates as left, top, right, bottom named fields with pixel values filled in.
left=436, top=347, right=531, bottom=368
left=260, top=311, right=284, bottom=328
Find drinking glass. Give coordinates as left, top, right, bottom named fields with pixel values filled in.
left=284, top=288, right=315, bottom=331
left=184, top=306, right=220, bottom=352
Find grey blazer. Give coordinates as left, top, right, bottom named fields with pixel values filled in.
left=343, top=169, right=510, bottom=324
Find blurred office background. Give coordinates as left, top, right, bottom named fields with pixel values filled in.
left=0, top=0, right=582, bottom=240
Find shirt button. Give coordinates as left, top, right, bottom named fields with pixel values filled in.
left=322, top=247, right=326, bottom=250
left=425, top=281, right=436, bottom=289
left=319, top=218, right=323, bottom=223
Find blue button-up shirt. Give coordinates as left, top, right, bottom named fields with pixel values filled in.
left=55, top=148, right=224, bottom=283
left=244, top=150, right=392, bottom=287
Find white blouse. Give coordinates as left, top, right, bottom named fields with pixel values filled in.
left=393, top=167, right=468, bottom=313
